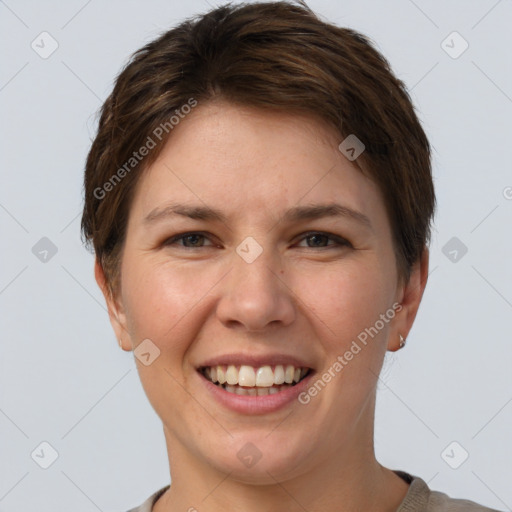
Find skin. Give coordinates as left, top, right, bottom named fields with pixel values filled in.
left=95, top=100, right=429, bottom=512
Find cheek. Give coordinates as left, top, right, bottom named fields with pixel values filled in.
left=298, top=261, right=392, bottom=348
left=119, top=257, right=210, bottom=413
left=120, top=255, right=204, bottom=357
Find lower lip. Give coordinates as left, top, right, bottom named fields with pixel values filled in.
left=197, top=371, right=315, bottom=415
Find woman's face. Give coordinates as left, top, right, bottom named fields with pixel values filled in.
left=98, top=100, right=425, bottom=483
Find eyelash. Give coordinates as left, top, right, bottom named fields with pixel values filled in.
left=163, top=231, right=352, bottom=250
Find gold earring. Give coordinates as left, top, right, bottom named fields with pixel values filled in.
left=118, top=338, right=123, bottom=348
left=399, top=334, right=406, bottom=349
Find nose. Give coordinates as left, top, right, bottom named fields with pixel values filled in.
left=215, top=244, right=296, bottom=332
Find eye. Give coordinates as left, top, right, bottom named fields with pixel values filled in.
left=162, top=231, right=352, bottom=250
left=163, top=232, right=215, bottom=249
left=295, top=231, right=352, bottom=249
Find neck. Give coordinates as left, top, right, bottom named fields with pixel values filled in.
left=157, top=451, right=405, bottom=512
left=154, top=403, right=410, bottom=512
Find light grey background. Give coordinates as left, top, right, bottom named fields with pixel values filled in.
left=1, top=0, right=511, bottom=511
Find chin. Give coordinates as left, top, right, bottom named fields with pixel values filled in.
left=200, top=433, right=312, bottom=484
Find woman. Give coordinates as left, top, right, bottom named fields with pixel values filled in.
left=81, top=1, right=502, bottom=510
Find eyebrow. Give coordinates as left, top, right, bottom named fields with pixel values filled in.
left=143, top=202, right=373, bottom=230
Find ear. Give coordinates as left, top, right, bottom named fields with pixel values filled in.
left=94, top=258, right=132, bottom=351
left=387, top=247, right=429, bottom=351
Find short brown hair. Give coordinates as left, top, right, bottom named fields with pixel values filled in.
left=81, top=0, right=435, bottom=297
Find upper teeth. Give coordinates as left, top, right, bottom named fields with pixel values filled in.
left=203, top=365, right=308, bottom=387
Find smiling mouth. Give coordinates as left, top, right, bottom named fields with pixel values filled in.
left=199, top=364, right=311, bottom=396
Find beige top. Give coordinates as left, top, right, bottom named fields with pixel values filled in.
left=125, top=470, right=503, bottom=511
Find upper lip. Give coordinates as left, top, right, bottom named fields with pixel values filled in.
left=197, top=353, right=315, bottom=370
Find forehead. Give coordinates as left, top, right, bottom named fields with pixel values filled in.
left=128, top=101, right=386, bottom=229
